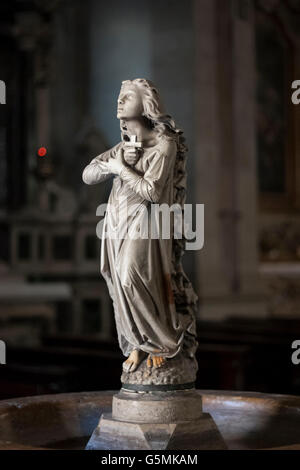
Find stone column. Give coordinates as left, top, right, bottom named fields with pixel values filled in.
left=194, top=0, right=266, bottom=320
left=232, top=0, right=264, bottom=297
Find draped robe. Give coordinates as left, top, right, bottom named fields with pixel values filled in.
left=82, top=134, right=197, bottom=359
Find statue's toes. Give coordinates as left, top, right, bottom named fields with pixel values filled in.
left=128, top=361, right=138, bottom=372
left=153, top=356, right=166, bottom=368
left=122, top=360, right=132, bottom=372
left=152, top=357, right=159, bottom=368
left=123, top=359, right=139, bottom=373
left=146, top=356, right=152, bottom=368
left=160, top=357, right=166, bottom=366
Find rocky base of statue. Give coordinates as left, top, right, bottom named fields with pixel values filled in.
left=121, top=352, right=198, bottom=391
left=85, top=390, right=227, bottom=450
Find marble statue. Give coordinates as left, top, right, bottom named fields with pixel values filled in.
left=82, top=79, right=199, bottom=388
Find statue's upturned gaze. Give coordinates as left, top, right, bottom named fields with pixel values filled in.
left=83, top=79, right=198, bottom=387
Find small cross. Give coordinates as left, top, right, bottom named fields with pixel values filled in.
left=124, top=135, right=142, bottom=148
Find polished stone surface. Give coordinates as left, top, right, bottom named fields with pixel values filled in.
left=1, top=390, right=300, bottom=449
left=85, top=389, right=226, bottom=450
left=112, top=390, right=203, bottom=423
left=86, top=412, right=226, bottom=450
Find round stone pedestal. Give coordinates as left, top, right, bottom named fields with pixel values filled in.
left=112, top=389, right=203, bottom=423
left=85, top=389, right=226, bottom=450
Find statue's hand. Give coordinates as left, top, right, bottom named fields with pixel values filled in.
left=106, top=148, right=125, bottom=175
left=123, top=147, right=140, bottom=166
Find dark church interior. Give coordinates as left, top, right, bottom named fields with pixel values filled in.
left=0, top=0, right=300, bottom=403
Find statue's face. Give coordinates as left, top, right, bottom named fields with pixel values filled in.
left=117, top=84, right=143, bottom=120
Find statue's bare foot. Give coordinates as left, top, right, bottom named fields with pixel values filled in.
left=147, top=354, right=167, bottom=369
left=123, top=349, right=146, bottom=373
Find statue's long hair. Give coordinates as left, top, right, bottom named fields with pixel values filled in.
left=120, top=79, right=198, bottom=319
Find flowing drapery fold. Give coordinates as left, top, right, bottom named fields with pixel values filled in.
left=82, top=135, right=198, bottom=358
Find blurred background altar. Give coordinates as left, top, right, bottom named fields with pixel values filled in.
left=0, top=0, right=300, bottom=399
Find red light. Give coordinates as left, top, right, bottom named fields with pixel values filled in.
left=38, top=147, right=47, bottom=157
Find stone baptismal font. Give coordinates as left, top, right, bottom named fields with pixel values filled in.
left=82, top=78, right=225, bottom=450
left=1, top=81, right=300, bottom=451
